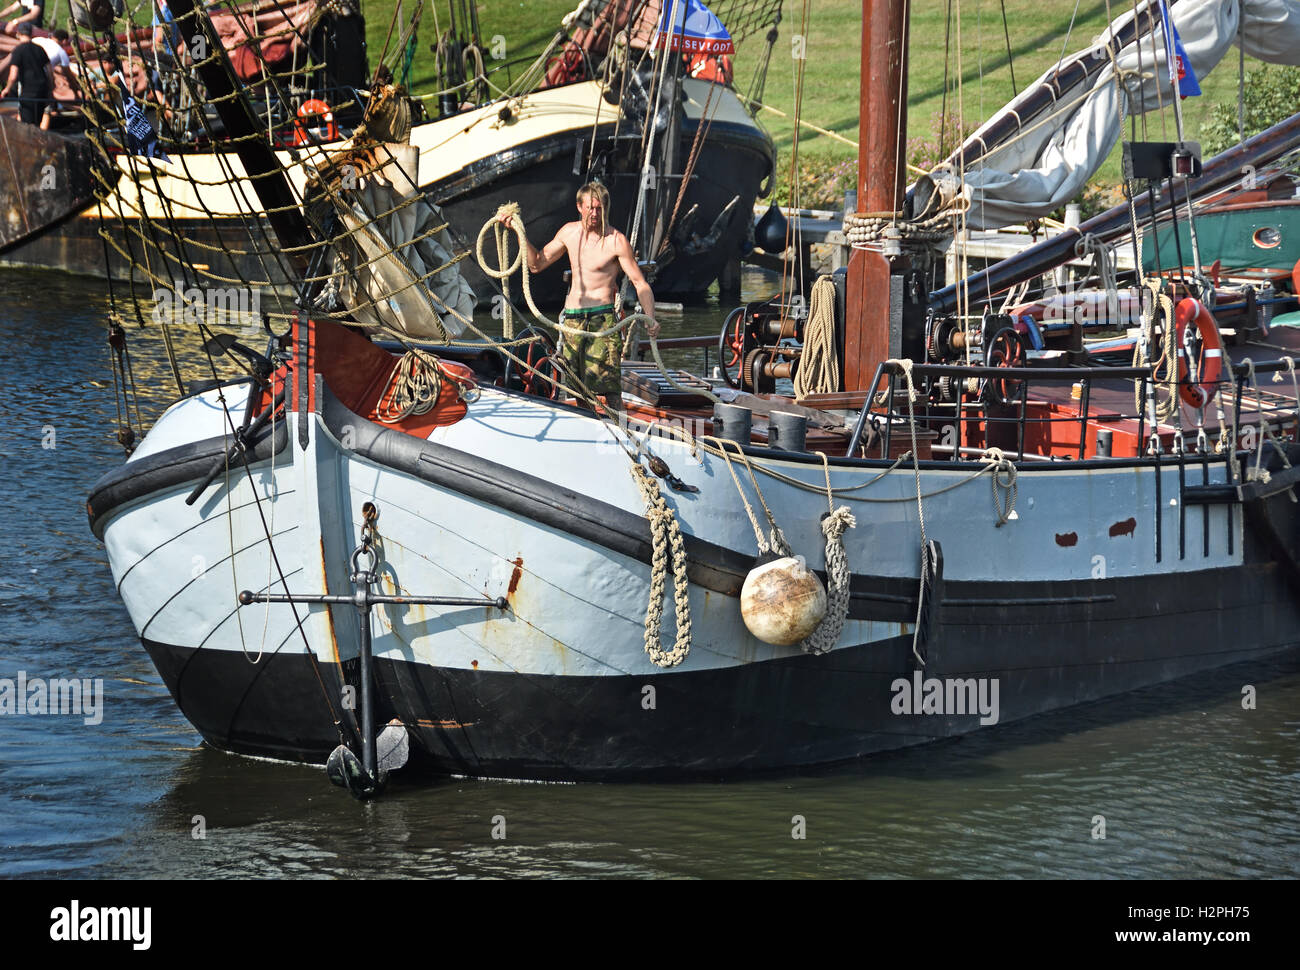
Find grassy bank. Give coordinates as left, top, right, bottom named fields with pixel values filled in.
left=366, top=2, right=1265, bottom=210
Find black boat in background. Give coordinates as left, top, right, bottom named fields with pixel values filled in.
left=0, top=0, right=775, bottom=305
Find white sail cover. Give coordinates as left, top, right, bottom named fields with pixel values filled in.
left=957, top=0, right=1300, bottom=228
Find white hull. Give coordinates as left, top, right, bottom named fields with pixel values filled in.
left=89, top=366, right=1300, bottom=777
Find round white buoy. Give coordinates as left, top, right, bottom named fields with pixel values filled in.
left=740, top=555, right=827, bottom=646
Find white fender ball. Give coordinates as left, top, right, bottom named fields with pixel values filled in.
left=740, top=555, right=827, bottom=646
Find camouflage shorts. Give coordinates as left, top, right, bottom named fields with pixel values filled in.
left=561, top=307, right=623, bottom=409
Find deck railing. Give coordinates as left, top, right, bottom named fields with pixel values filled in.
left=850, top=358, right=1300, bottom=465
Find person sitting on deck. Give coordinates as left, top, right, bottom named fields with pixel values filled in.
left=0, top=0, right=42, bottom=35
left=497, top=182, right=660, bottom=412
left=2, top=21, right=52, bottom=129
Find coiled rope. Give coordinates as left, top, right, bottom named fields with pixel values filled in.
left=1133, top=279, right=1179, bottom=424
left=793, top=275, right=840, bottom=400
left=477, top=202, right=635, bottom=339
left=630, top=462, right=692, bottom=667
left=375, top=347, right=476, bottom=424
left=476, top=204, right=638, bottom=333
left=476, top=202, right=550, bottom=328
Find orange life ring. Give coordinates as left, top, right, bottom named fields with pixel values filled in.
left=294, top=99, right=337, bottom=145
left=1174, top=297, right=1224, bottom=409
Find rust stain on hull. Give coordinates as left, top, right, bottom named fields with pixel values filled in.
left=321, top=537, right=342, bottom=663
left=1109, top=517, right=1138, bottom=538
left=413, top=718, right=477, bottom=729
left=1055, top=532, right=1078, bottom=547
left=507, top=557, right=524, bottom=595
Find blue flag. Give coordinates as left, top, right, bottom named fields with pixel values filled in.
left=122, top=94, right=170, bottom=162
left=655, top=0, right=735, bottom=55
left=1160, top=0, right=1201, bottom=97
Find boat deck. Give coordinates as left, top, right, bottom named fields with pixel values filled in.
left=612, top=324, right=1300, bottom=465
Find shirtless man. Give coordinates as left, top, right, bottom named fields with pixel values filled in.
left=500, top=182, right=659, bottom=410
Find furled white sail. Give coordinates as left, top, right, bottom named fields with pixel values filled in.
left=954, top=0, right=1300, bottom=229
left=328, top=142, right=476, bottom=339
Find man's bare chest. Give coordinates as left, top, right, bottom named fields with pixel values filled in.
left=568, top=234, right=618, bottom=271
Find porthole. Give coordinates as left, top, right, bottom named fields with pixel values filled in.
left=1253, top=226, right=1281, bottom=248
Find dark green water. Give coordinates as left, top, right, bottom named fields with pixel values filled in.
left=2, top=268, right=1298, bottom=879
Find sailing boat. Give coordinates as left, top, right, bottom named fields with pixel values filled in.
left=86, top=0, right=1300, bottom=794
left=0, top=0, right=775, bottom=305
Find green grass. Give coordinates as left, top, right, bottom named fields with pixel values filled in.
left=730, top=0, right=1251, bottom=200
left=355, top=1, right=1262, bottom=205
left=366, top=0, right=575, bottom=94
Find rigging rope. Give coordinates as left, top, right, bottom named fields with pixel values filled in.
left=889, top=357, right=932, bottom=666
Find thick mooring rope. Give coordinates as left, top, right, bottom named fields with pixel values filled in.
left=842, top=188, right=967, bottom=243
left=799, top=453, right=856, bottom=656
left=843, top=209, right=958, bottom=245
left=630, top=463, right=693, bottom=668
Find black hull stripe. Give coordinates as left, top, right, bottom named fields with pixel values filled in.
left=86, top=404, right=285, bottom=538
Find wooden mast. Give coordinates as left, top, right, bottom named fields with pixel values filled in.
left=844, top=0, right=909, bottom=391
